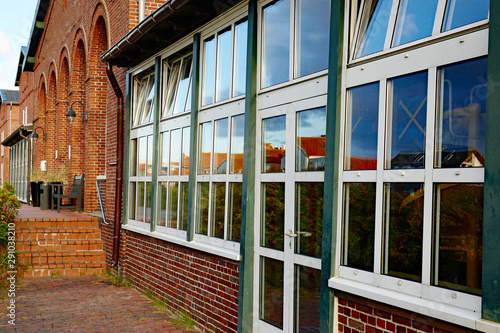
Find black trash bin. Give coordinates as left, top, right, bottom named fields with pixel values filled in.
left=40, top=184, right=50, bottom=210
left=30, top=181, right=42, bottom=207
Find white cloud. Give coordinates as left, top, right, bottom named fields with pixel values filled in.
left=0, top=30, right=14, bottom=56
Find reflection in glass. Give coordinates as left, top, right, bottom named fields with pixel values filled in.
left=170, top=129, right=181, bottom=175
left=294, top=265, right=321, bottom=332
left=138, top=137, right=147, bottom=177
left=147, top=135, right=153, bottom=176
left=393, top=0, right=438, bottom=47
left=173, top=56, right=192, bottom=115
left=182, top=127, right=190, bottom=175
left=260, top=257, right=284, bottom=329
left=233, top=20, right=248, bottom=97
left=196, top=182, right=209, bottom=235
left=129, top=182, right=136, bottom=220
left=296, top=108, right=326, bottom=171
left=443, top=0, right=489, bottom=31
left=158, top=182, right=167, bottom=227
left=387, top=71, right=427, bottom=169
left=160, top=132, right=169, bottom=175
left=130, top=139, right=137, bottom=177
left=145, top=182, right=152, bottom=223
left=133, top=71, right=155, bottom=126
left=211, top=183, right=226, bottom=239
left=163, top=59, right=180, bottom=117
left=217, top=28, right=232, bottom=102
left=137, top=182, right=145, bottom=222
left=346, top=83, right=379, bottom=170
left=203, top=37, right=216, bottom=105
left=262, top=183, right=285, bottom=250
left=167, top=182, right=179, bottom=229
left=262, top=0, right=290, bottom=88
left=214, top=118, right=228, bottom=174
left=179, top=182, right=189, bottom=231
left=296, top=183, right=323, bottom=258
left=263, top=116, right=286, bottom=173
left=357, top=0, right=393, bottom=58
left=296, top=0, right=330, bottom=77
left=436, top=57, right=487, bottom=168
left=342, top=183, right=376, bottom=271
left=228, top=183, right=242, bottom=242
left=199, top=122, right=213, bottom=175
left=433, top=184, right=483, bottom=295
left=383, top=183, right=423, bottom=282
left=231, top=114, right=245, bottom=174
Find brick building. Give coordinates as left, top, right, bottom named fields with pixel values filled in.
left=14, top=0, right=500, bottom=332
left=0, top=89, right=20, bottom=186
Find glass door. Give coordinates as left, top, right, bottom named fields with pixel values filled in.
left=255, top=101, right=326, bottom=332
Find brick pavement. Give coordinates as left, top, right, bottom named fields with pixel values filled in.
left=0, top=276, right=199, bottom=332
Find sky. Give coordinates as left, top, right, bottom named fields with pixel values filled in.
left=0, top=1, right=39, bottom=91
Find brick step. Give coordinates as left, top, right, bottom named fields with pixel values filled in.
left=23, top=263, right=108, bottom=278
left=18, top=250, right=107, bottom=266
left=16, top=228, right=102, bottom=242
left=16, top=239, right=103, bottom=253
left=15, top=219, right=100, bottom=230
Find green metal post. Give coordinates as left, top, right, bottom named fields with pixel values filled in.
left=320, top=0, right=344, bottom=332
left=122, top=73, right=132, bottom=225
left=237, top=0, right=258, bottom=331
left=150, top=57, right=162, bottom=232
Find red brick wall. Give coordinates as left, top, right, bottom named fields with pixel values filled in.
left=120, top=231, right=240, bottom=333
left=337, top=291, right=479, bottom=333
left=0, top=102, right=20, bottom=183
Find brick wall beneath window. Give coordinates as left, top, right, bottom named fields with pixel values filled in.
left=119, top=231, right=240, bottom=333
left=337, top=291, right=479, bottom=333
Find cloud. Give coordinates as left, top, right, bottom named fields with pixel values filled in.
left=0, top=30, right=14, bottom=56
left=0, top=30, right=18, bottom=89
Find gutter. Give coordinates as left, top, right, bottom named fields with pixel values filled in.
left=105, top=62, right=124, bottom=268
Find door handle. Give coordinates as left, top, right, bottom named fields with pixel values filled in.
left=285, top=229, right=297, bottom=238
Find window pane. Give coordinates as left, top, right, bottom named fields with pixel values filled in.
left=133, top=72, right=155, bottom=126
left=179, top=182, right=189, bottom=231
left=170, top=129, right=181, bottom=175
left=203, top=37, right=216, bottom=106
left=296, top=183, right=323, bottom=258
left=263, top=115, right=286, bottom=173
left=158, top=182, right=167, bottom=227
left=443, top=0, right=489, bottom=31
left=433, top=184, right=483, bottom=295
left=387, top=71, right=427, bottom=169
left=129, top=182, right=136, bottom=220
left=182, top=127, right=190, bottom=175
left=145, top=182, right=152, bottom=223
left=436, top=57, right=487, bottom=168
left=342, top=183, right=376, bottom=271
left=146, top=135, right=153, bottom=176
left=393, top=0, right=439, bottom=47
left=262, top=183, right=285, bottom=250
left=296, top=107, right=326, bottom=171
left=262, top=0, right=290, bottom=88
left=296, top=0, right=330, bottom=77
left=173, top=56, right=192, bottom=115
left=217, top=29, right=232, bottom=102
left=228, top=182, right=242, bottom=242
left=214, top=118, right=228, bottom=174
left=130, top=138, right=137, bottom=177
left=199, top=122, right=213, bottom=175
left=233, top=20, right=248, bottom=97
left=346, top=83, right=379, bottom=170
left=160, top=132, right=169, bottom=175
left=260, top=257, right=284, bottom=329
left=383, top=183, right=423, bottom=282
left=357, top=0, right=393, bottom=57
left=164, top=60, right=181, bottom=117
left=144, top=77, right=155, bottom=123
left=230, top=114, right=245, bottom=174
left=138, top=137, right=147, bottom=176
left=294, top=265, right=321, bottom=332
left=211, top=182, right=226, bottom=239
left=167, top=182, right=179, bottom=229
left=196, top=182, right=210, bottom=235
left=137, top=182, right=145, bottom=222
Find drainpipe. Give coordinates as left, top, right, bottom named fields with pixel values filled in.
left=105, top=62, right=124, bottom=268
left=138, top=0, right=145, bottom=22
left=9, top=102, right=12, bottom=134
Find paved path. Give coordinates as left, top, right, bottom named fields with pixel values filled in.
left=0, top=276, right=198, bottom=332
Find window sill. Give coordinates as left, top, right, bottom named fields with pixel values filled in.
left=329, top=276, right=482, bottom=330
left=122, top=223, right=241, bottom=261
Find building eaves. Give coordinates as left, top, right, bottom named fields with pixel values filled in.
left=15, top=46, right=28, bottom=87
left=101, top=0, right=244, bottom=68
left=0, top=89, right=20, bottom=104
left=1, top=124, right=33, bottom=147
left=23, top=0, right=50, bottom=72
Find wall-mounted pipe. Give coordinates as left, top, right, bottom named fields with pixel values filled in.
left=138, top=0, right=145, bottom=22
left=105, top=62, right=124, bottom=268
